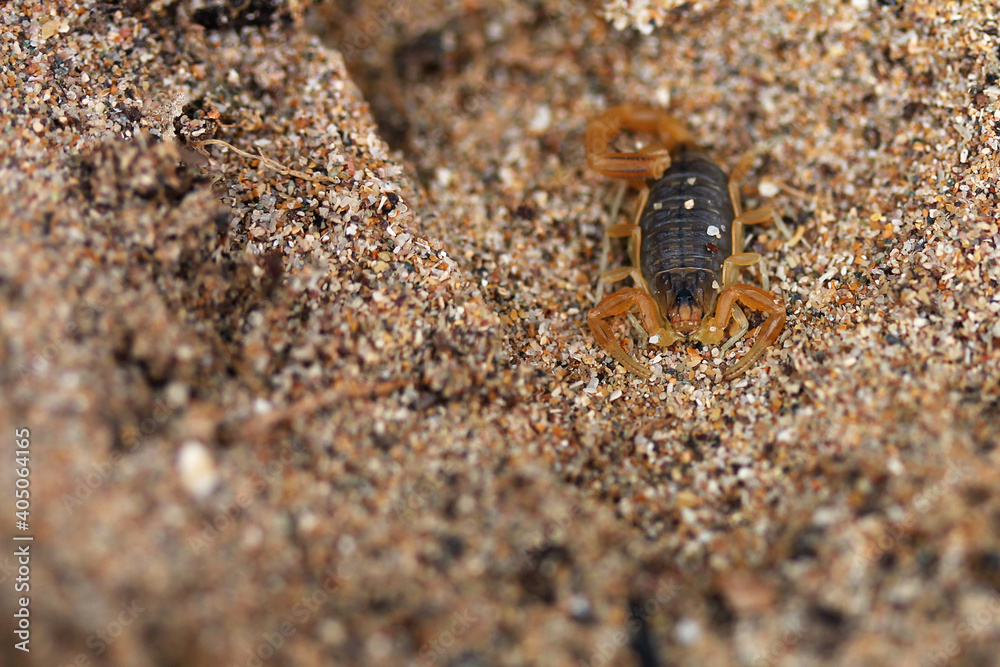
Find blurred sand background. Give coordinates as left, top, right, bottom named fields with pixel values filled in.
left=2, top=0, right=1000, bottom=665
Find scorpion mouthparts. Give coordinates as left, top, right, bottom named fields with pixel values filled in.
left=669, top=302, right=704, bottom=335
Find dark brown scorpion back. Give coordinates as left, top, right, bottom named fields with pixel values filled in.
left=638, top=148, right=736, bottom=334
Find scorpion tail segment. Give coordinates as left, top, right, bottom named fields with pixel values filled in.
left=586, top=104, right=693, bottom=180
left=588, top=104, right=697, bottom=153
left=718, top=285, right=787, bottom=381
left=588, top=288, right=660, bottom=378
left=587, top=151, right=672, bottom=181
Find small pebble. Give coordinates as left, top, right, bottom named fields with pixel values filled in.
left=758, top=180, right=779, bottom=197
left=176, top=441, right=219, bottom=500
left=674, top=618, right=702, bottom=645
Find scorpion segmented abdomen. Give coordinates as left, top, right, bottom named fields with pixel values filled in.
left=638, top=150, right=736, bottom=312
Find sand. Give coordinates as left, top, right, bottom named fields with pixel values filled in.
left=2, top=0, right=1000, bottom=665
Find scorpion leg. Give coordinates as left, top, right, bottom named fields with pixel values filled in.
left=734, top=205, right=792, bottom=247
left=757, top=257, right=770, bottom=292
left=721, top=252, right=762, bottom=288
left=709, top=284, right=786, bottom=380
left=600, top=265, right=645, bottom=287
left=597, top=265, right=647, bottom=305
left=732, top=206, right=787, bottom=288
left=719, top=304, right=748, bottom=353
left=729, top=206, right=781, bottom=286
left=589, top=287, right=677, bottom=377
left=595, top=184, right=648, bottom=306
left=728, top=140, right=783, bottom=215
left=731, top=206, right=781, bottom=254
left=628, top=179, right=648, bottom=257
left=728, top=149, right=759, bottom=218
left=597, top=181, right=629, bottom=303
left=606, top=223, right=640, bottom=238
left=595, top=215, right=647, bottom=305
left=728, top=148, right=792, bottom=251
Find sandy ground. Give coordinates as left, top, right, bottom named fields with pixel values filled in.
left=2, top=0, right=1000, bottom=665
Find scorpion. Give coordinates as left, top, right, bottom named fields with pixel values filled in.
left=585, top=104, right=786, bottom=380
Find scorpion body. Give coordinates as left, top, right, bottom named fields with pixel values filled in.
left=638, top=150, right=734, bottom=334
left=585, top=104, right=786, bottom=380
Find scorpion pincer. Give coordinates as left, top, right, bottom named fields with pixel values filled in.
left=586, top=104, right=786, bottom=380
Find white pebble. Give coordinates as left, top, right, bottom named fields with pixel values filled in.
left=435, top=167, right=452, bottom=187
left=887, top=457, right=904, bottom=475
left=707, top=225, right=721, bottom=238
left=759, top=180, right=780, bottom=197
left=528, top=104, right=552, bottom=133
left=176, top=440, right=219, bottom=500
left=318, top=619, right=347, bottom=645
left=674, top=618, right=702, bottom=645
left=684, top=199, right=695, bottom=210
left=569, top=594, right=593, bottom=620
left=485, top=21, right=504, bottom=41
